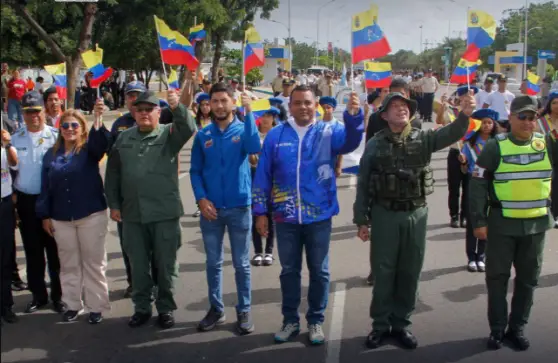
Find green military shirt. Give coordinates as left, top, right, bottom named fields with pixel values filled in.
left=353, top=111, right=471, bottom=226
left=469, top=133, right=557, bottom=236
left=105, top=104, right=196, bottom=223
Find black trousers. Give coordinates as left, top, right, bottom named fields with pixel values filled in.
left=15, top=191, right=62, bottom=303
left=117, top=222, right=158, bottom=287
left=465, top=211, right=486, bottom=262
left=447, top=149, right=469, bottom=218
left=1, top=196, right=15, bottom=312
left=422, top=92, right=435, bottom=121
left=552, top=175, right=558, bottom=221
left=252, top=213, right=274, bottom=255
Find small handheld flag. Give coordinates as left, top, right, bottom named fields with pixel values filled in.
left=168, top=68, right=179, bottom=90
left=364, top=62, right=392, bottom=88
left=244, top=26, right=265, bottom=75
left=526, top=71, right=541, bottom=96
left=44, top=63, right=67, bottom=100
left=351, top=7, right=391, bottom=64
left=154, top=15, right=199, bottom=71
left=189, top=24, right=207, bottom=43
left=81, top=45, right=113, bottom=88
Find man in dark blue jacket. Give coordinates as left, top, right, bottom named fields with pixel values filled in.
left=190, top=82, right=261, bottom=335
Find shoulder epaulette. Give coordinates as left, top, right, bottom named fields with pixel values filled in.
left=496, top=133, right=508, bottom=141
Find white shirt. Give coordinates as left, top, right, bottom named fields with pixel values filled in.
left=419, top=77, right=439, bottom=93
left=276, top=94, right=290, bottom=105
left=484, top=90, right=515, bottom=120
left=296, top=74, right=308, bottom=86
left=1, top=147, right=13, bottom=198
left=475, top=89, right=492, bottom=111
left=11, top=125, right=58, bottom=195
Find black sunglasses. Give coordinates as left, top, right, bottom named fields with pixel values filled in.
left=517, top=113, right=536, bottom=121
left=61, top=122, right=80, bottom=130
left=136, top=106, right=155, bottom=113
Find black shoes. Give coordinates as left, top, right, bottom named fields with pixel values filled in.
left=365, top=330, right=390, bottom=349
left=158, top=312, right=175, bottom=329
left=24, top=300, right=48, bottom=313
left=392, top=329, right=418, bottom=349
left=198, top=306, right=226, bottom=332
left=11, top=280, right=28, bottom=291
left=63, top=310, right=81, bottom=322
left=128, top=312, right=152, bottom=327
left=450, top=216, right=459, bottom=228
left=487, top=330, right=530, bottom=351
left=365, top=329, right=418, bottom=350
left=89, top=312, right=103, bottom=325
left=505, top=329, right=530, bottom=351
left=460, top=218, right=467, bottom=228
left=236, top=311, right=254, bottom=335
left=2, top=309, right=18, bottom=323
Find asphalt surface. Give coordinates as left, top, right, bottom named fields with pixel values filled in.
left=2, top=108, right=558, bottom=363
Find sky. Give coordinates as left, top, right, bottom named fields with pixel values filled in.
left=252, top=0, right=545, bottom=53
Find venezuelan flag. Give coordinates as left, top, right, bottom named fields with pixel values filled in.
left=450, top=58, right=482, bottom=84
left=463, top=10, right=496, bottom=62
left=154, top=15, right=199, bottom=71
left=44, top=63, right=67, bottom=100
left=189, top=24, right=207, bottom=43
left=244, top=26, right=265, bottom=75
left=364, top=62, right=392, bottom=88
left=237, top=98, right=271, bottom=119
left=462, top=118, right=482, bottom=141
left=351, top=7, right=391, bottom=64
left=168, top=68, right=179, bottom=90
left=81, top=45, right=113, bottom=88
left=526, top=71, right=541, bottom=96
left=315, top=104, right=325, bottom=120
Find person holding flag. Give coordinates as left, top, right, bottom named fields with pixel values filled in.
left=460, top=108, right=498, bottom=272
left=354, top=91, right=474, bottom=350
left=252, top=87, right=364, bottom=345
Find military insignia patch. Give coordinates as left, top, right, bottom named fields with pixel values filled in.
left=531, top=139, right=545, bottom=152
left=204, top=139, right=213, bottom=148
left=38, top=138, right=44, bottom=145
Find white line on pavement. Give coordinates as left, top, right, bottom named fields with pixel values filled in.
left=179, top=171, right=189, bottom=179
left=326, top=282, right=347, bottom=363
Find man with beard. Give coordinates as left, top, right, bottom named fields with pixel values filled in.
left=353, top=91, right=474, bottom=350
left=190, top=82, right=261, bottom=335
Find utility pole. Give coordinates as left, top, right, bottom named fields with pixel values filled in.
left=419, top=25, right=423, bottom=53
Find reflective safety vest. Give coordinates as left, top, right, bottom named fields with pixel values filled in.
left=493, top=133, right=552, bottom=219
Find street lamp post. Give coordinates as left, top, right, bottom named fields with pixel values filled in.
left=523, top=0, right=529, bottom=79
left=316, top=0, right=336, bottom=66
left=268, top=18, right=292, bottom=74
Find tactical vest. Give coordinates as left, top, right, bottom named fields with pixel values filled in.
left=492, top=133, right=552, bottom=219
left=368, top=129, right=434, bottom=203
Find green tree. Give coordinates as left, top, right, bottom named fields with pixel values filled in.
left=493, top=1, right=558, bottom=69
left=3, top=0, right=109, bottom=107
left=221, top=47, right=263, bottom=84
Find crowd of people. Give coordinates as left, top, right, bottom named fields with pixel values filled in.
left=1, top=59, right=557, bottom=353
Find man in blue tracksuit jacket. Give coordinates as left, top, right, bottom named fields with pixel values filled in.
left=252, top=85, right=364, bottom=345
left=190, top=82, right=261, bottom=336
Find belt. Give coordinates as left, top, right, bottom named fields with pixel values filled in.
left=1, top=195, right=11, bottom=203
left=376, top=199, right=426, bottom=212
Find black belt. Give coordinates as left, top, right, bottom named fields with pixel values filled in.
left=1, top=195, right=11, bottom=203
left=376, top=199, right=426, bottom=212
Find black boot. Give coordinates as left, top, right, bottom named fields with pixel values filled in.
left=365, top=330, right=389, bottom=349
left=392, top=329, right=418, bottom=349
left=505, top=329, right=530, bottom=351
left=487, top=331, right=504, bottom=350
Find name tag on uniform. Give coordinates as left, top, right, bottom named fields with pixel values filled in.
left=472, top=165, right=485, bottom=178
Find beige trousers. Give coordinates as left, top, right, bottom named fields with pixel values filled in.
left=52, top=210, right=110, bottom=312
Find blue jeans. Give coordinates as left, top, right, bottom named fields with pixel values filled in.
left=7, top=99, right=22, bottom=127
left=200, top=206, right=252, bottom=313
left=275, top=219, right=332, bottom=325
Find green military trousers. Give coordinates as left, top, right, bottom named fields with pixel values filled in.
left=369, top=204, right=428, bottom=332
left=123, top=218, right=181, bottom=314
left=485, top=230, right=545, bottom=333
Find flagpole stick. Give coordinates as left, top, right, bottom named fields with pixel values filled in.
left=153, top=16, right=170, bottom=91
left=466, top=7, right=470, bottom=90
left=241, top=37, right=246, bottom=116
left=350, top=24, right=354, bottom=92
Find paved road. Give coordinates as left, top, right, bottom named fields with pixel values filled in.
left=2, top=119, right=557, bottom=363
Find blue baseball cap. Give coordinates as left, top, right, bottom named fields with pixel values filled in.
left=126, top=81, right=147, bottom=94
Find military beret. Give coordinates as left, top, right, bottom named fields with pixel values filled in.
left=456, top=86, right=479, bottom=96
left=319, top=96, right=337, bottom=109
left=268, top=97, right=284, bottom=106
left=264, top=107, right=280, bottom=116
left=196, top=93, right=210, bottom=104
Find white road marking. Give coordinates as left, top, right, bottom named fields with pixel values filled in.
left=179, top=171, right=189, bottom=179
left=326, top=282, right=347, bottom=363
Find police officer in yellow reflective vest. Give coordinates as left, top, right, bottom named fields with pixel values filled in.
left=470, top=95, right=558, bottom=351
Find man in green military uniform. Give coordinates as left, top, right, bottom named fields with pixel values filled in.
left=353, top=91, right=475, bottom=350
left=470, top=95, right=557, bottom=351
left=105, top=88, right=196, bottom=329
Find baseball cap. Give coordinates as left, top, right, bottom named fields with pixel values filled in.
left=126, top=81, right=147, bottom=94
left=133, top=91, right=160, bottom=106
left=485, top=77, right=494, bottom=83
left=21, top=91, right=44, bottom=111
left=510, top=95, right=538, bottom=114
left=497, top=75, right=508, bottom=82
left=378, top=92, right=418, bottom=116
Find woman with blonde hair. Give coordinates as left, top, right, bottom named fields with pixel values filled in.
left=36, top=100, right=111, bottom=324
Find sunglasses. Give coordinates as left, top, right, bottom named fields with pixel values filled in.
left=61, top=122, right=80, bottom=130
left=136, top=106, right=155, bottom=113
left=517, top=113, right=536, bottom=121
left=23, top=109, right=41, bottom=114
